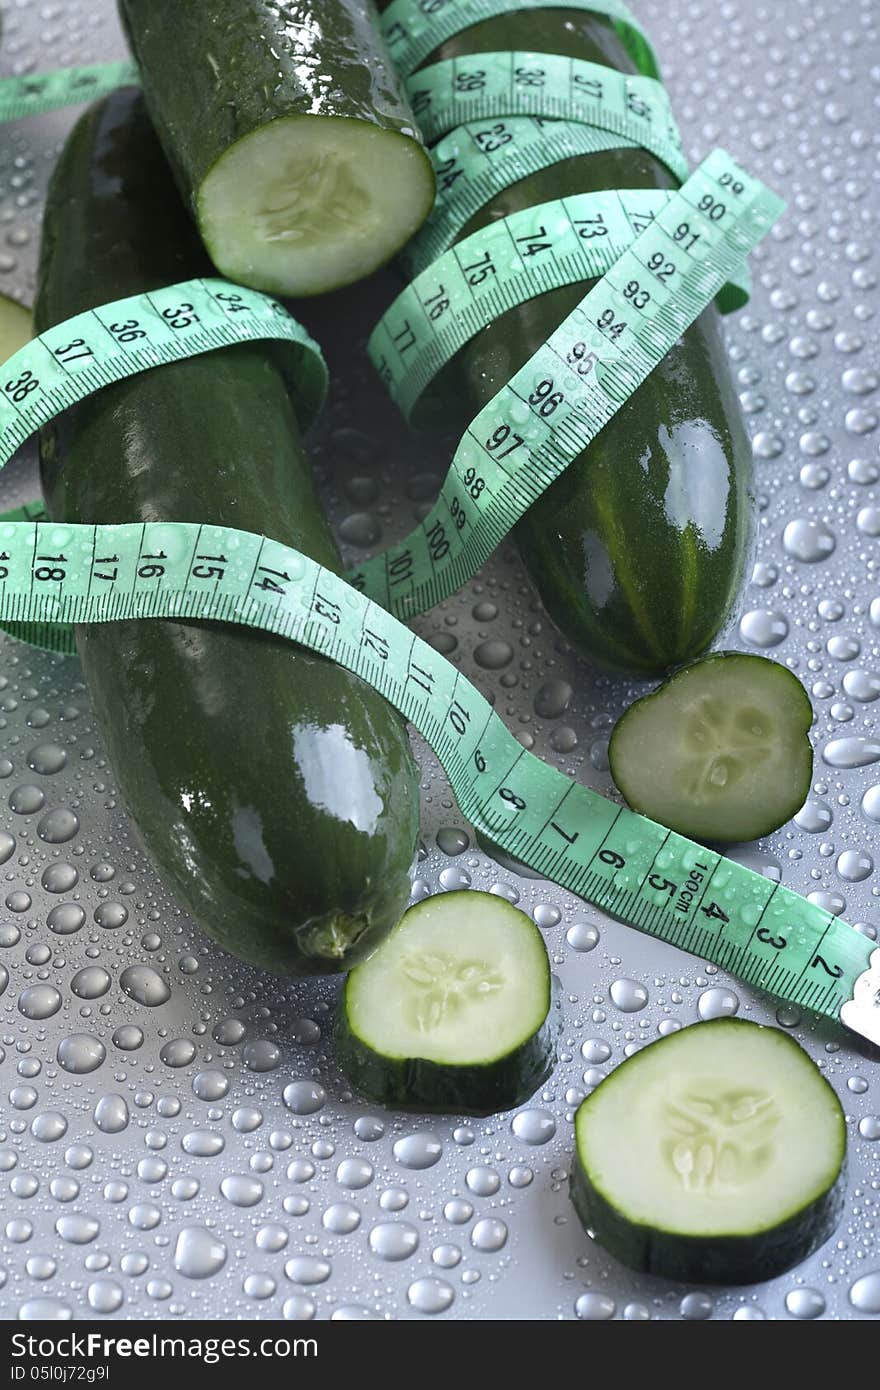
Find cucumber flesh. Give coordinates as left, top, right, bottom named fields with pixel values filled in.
left=608, top=653, right=813, bottom=843
left=199, top=116, right=435, bottom=297
left=337, top=890, right=555, bottom=1114
left=0, top=294, right=32, bottom=363
left=572, top=1019, right=846, bottom=1284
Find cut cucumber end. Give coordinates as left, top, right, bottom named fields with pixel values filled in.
left=0, top=293, right=32, bottom=364
left=571, top=1019, right=846, bottom=1284
left=608, top=652, right=814, bottom=843
left=198, top=116, right=435, bottom=298
left=337, top=890, right=555, bottom=1115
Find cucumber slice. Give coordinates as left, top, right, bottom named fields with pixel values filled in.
left=336, top=891, right=555, bottom=1115
left=198, top=117, right=435, bottom=299
left=0, top=293, right=32, bottom=363
left=571, top=1019, right=846, bottom=1284
left=608, top=653, right=813, bottom=842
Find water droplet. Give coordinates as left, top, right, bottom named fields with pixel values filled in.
left=120, top=964, right=170, bottom=1007
left=785, top=1288, right=826, bottom=1319
left=581, top=1039, right=611, bottom=1064
left=9, top=785, right=45, bottom=815
left=473, top=639, right=513, bottom=669
left=407, top=1277, right=454, bottom=1314
left=174, top=1226, right=227, bottom=1279
left=37, top=808, right=79, bottom=844
left=740, top=609, right=789, bottom=647
left=192, top=1070, right=228, bottom=1101
left=576, top=1292, right=616, bottom=1320
left=282, top=1295, right=316, bottom=1320
left=220, top=1175, right=264, bottom=1208
left=0, top=831, right=15, bottom=865
left=824, top=737, right=880, bottom=768
left=393, top=1132, right=443, bottom=1169
left=610, top=978, right=649, bottom=1012
left=94, top=902, right=128, bottom=930
left=286, top=1159, right=315, bottom=1183
left=369, top=1222, right=420, bottom=1261
left=849, top=1272, right=880, bottom=1314
left=339, top=512, right=381, bottom=547
left=566, top=922, right=599, bottom=952
left=437, top=827, right=469, bottom=856
left=55, top=1215, right=100, bottom=1245
left=17, top=1299, right=72, bottom=1321
left=697, top=987, right=740, bottom=1020
left=94, top=1095, right=129, bottom=1134
left=471, top=1218, right=507, bottom=1252
left=795, top=798, right=833, bottom=832
left=87, top=1280, right=123, bottom=1314
left=681, top=1292, right=714, bottom=1319
left=26, top=744, right=67, bottom=775
left=837, top=849, right=874, bottom=881
left=47, top=903, right=85, bottom=935
left=181, top=1130, right=224, bottom=1157
left=112, top=1025, right=144, bottom=1051
left=70, top=967, right=111, bottom=1000
left=17, top=984, right=61, bottom=1019
left=31, top=1113, right=67, bottom=1142
left=212, top=1018, right=246, bottom=1046
left=466, top=1167, right=500, bottom=1197
left=322, top=1203, right=361, bottom=1234
left=283, top=1080, right=326, bottom=1115
left=243, top=1039, right=281, bottom=1071
left=534, top=903, right=561, bottom=929
left=858, top=1116, right=880, bottom=1140
left=534, top=679, right=573, bottom=719
left=285, top=1256, right=331, bottom=1285
left=783, top=518, right=836, bottom=561
left=57, top=1035, right=105, bottom=1074
left=160, top=1039, right=196, bottom=1068
left=511, top=1109, right=556, bottom=1145
left=438, top=865, right=471, bottom=890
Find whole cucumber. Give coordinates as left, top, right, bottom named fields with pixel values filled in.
left=36, top=89, right=420, bottom=975
left=389, top=5, right=752, bottom=677
left=118, top=0, right=435, bottom=297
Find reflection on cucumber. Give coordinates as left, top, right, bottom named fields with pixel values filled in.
left=336, top=891, right=555, bottom=1115
left=609, top=653, right=814, bottom=843
left=571, top=1019, right=846, bottom=1284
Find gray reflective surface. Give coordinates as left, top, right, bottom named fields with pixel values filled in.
left=0, top=0, right=878, bottom=1321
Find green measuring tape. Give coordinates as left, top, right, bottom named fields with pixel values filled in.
left=371, top=187, right=748, bottom=425
left=379, top=0, right=659, bottom=80
left=0, top=60, right=138, bottom=122
left=405, top=50, right=684, bottom=166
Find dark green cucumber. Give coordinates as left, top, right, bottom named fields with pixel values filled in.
left=392, top=5, right=752, bottom=677
left=571, top=1020, right=846, bottom=1284
left=337, top=891, right=555, bottom=1114
left=0, top=293, right=31, bottom=362
left=36, top=89, right=420, bottom=975
left=609, top=653, right=814, bottom=843
left=118, top=0, right=435, bottom=297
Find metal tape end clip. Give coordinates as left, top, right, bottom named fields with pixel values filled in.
left=841, top=949, right=880, bottom=1048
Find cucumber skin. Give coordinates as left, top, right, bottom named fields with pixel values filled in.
left=118, top=0, right=432, bottom=259
left=336, top=1004, right=556, bottom=1116
left=570, top=1021, right=847, bottom=1285
left=415, top=8, right=753, bottom=677
left=36, top=91, right=419, bottom=976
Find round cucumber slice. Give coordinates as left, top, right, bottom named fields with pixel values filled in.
left=571, top=1019, right=846, bottom=1284
left=608, top=652, right=813, bottom=842
left=198, top=117, right=436, bottom=298
left=0, top=293, right=32, bottom=364
left=336, top=890, right=555, bottom=1115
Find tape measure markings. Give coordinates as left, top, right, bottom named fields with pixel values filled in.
left=372, top=187, right=748, bottom=421
left=0, top=513, right=872, bottom=1027
left=0, top=277, right=327, bottom=462
left=406, top=50, right=687, bottom=175
left=406, top=119, right=643, bottom=275
left=351, top=150, right=781, bottom=616
left=379, top=0, right=657, bottom=80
